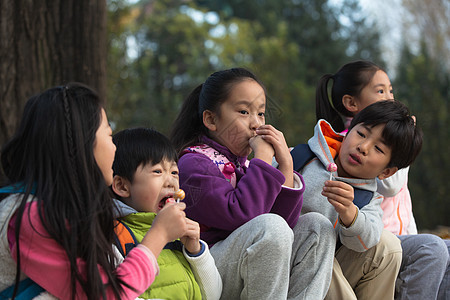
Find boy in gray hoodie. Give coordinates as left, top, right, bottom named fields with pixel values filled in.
left=295, top=100, right=423, bottom=299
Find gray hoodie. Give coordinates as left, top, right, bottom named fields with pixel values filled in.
left=300, top=120, right=384, bottom=252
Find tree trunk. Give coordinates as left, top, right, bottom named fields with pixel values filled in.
left=0, top=0, right=106, bottom=181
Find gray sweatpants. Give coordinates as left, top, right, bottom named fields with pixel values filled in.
left=396, top=234, right=449, bottom=300
left=438, top=239, right=450, bottom=300
left=209, top=212, right=335, bottom=300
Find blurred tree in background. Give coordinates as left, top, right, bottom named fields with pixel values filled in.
left=395, top=43, right=449, bottom=229
left=393, top=0, right=450, bottom=229
left=106, top=0, right=448, bottom=229
left=0, top=0, right=107, bottom=182
left=107, top=0, right=383, bottom=143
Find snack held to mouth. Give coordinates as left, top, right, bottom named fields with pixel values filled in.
left=174, top=189, right=185, bottom=203
left=327, top=163, right=337, bottom=180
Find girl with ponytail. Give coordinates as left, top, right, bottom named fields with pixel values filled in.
left=170, top=67, right=335, bottom=299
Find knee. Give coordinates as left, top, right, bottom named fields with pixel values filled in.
left=374, top=230, right=403, bottom=265
left=379, top=229, right=403, bottom=253
left=413, top=234, right=449, bottom=262
left=297, top=212, right=335, bottom=237
left=252, top=213, right=294, bottom=247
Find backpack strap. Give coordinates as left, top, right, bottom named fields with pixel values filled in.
left=290, top=143, right=373, bottom=209
left=290, top=143, right=316, bottom=172
left=352, top=189, right=373, bottom=209
left=0, top=183, right=36, bottom=195
left=114, top=220, right=185, bottom=257
left=114, top=220, right=139, bottom=257
left=0, top=278, right=45, bottom=300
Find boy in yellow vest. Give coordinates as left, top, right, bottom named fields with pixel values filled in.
left=111, top=127, right=222, bottom=300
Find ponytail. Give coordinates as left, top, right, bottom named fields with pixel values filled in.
left=170, top=84, right=205, bottom=153
left=315, top=74, right=346, bottom=132
left=315, top=60, right=383, bottom=132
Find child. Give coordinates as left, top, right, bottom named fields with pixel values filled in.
left=315, top=60, right=449, bottom=299
left=111, top=127, right=222, bottom=299
left=0, top=83, right=189, bottom=299
left=170, top=67, right=336, bottom=299
left=296, top=100, right=422, bottom=299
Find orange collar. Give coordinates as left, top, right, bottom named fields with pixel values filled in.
left=319, top=121, right=343, bottom=159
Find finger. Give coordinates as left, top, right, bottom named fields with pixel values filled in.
left=323, top=191, right=352, bottom=205
left=175, top=202, right=186, bottom=210
left=322, top=185, right=346, bottom=197
left=257, top=124, right=275, bottom=131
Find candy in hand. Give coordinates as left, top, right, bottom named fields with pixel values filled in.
left=174, top=189, right=185, bottom=203
left=327, top=163, right=337, bottom=180
left=327, top=163, right=337, bottom=172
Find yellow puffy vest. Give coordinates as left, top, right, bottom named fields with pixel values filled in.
left=114, top=212, right=202, bottom=300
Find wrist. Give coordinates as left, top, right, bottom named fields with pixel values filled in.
left=141, top=226, right=170, bottom=258
left=339, top=206, right=358, bottom=228
left=185, top=241, right=205, bottom=257
left=186, top=241, right=201, bottom=255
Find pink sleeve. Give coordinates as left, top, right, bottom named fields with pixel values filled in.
left=8, top=202, right=158, bottom=299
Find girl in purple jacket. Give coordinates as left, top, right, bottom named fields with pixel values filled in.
left=171, top=67, right=336, bottom=300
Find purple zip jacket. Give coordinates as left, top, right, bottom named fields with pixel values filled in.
left=178, top=136, right=304, bottom=246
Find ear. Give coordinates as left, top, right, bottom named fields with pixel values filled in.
left=342, top=95, right=359, bottom=114
left=377, top=166, right=398, bottom=180
left=203, top=110, right=217, bottom=132
left=112, top=175, right=131, bottom=198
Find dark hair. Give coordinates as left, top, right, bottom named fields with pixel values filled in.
left=348, top=100, right=423, bottom=169
left=170, top=67, right=265, bottom=153
left=112, top=127, right=178, bottom=183
left=316, top=60, right=383, bottom=132
left=1, top=83, right=128, bottom=299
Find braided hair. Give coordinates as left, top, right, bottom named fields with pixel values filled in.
left=1, top=83, right=130, bottom=299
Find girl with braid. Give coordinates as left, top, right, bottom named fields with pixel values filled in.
left=0, top=83, right=189, bottom=299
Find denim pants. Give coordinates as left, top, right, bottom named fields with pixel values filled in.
left=396, top=234, right=449, bottom=300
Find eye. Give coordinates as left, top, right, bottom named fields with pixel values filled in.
left=239, top=110, right=249, bottom=115
left=375, top=145, right=385, bottom=154
left=357, top=130, right=366, bottom=138
left=172, top=170, right=179, bottom=176
left=258, top=112, right=265, bottom=117
left=153, top=169, right=162, bottom=174
left=377, top=89, right=384, bottom=94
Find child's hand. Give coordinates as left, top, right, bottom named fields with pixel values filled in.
left=322, top=180, right=357, bottom=227
left=180, top=218, right=201, bottom=254
left=255, top=125, right=294, bottom=187
left=249, top=135, right=274, bottom=163
left=153, top=201, right=188, bottom=241
left=140, top=201, right=187, bottom=257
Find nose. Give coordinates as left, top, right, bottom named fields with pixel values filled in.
left=357, top=142, right=368, bottom=155
left=250, top=113, right=262, bottom=130
left=164, top=174, right=177, bottom=189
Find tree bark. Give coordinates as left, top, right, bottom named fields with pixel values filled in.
left=0, top=0, right=106, bottom=181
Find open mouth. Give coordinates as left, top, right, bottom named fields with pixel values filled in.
left=158, top=196, right=171, bottom=210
